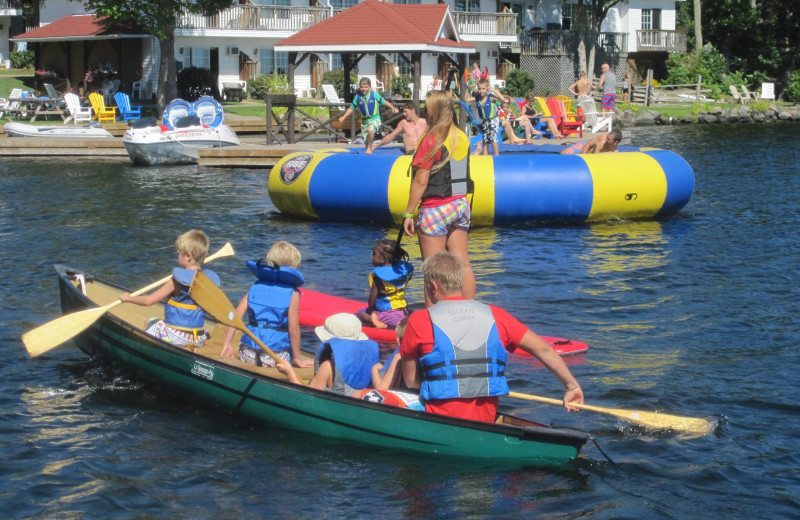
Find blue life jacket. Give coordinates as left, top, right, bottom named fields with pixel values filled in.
left=370, top=261, right=414, bottom=311
left=164, top=268, right=220, bottom=330
left=241, top=259, right=304, bottom=355
left=419, top=300, right=509, bottom=402
left=355, top=92, right=380, bottom=118
left=476, top=96, right=498, bottom=121
left=315, top=338, right=379, bottom=394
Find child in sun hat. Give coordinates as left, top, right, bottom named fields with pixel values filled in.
left=278, top=313, right=379, bottom=395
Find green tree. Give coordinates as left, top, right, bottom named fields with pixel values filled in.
left=83, top=0, right=235, bottom=113
left=572, top=0, right=623, bottom=77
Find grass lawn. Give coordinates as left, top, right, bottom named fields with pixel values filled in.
left=0, top=68, right=35, bottom=97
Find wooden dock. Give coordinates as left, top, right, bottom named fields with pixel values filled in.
left=0, top=117, right=604, bottom=168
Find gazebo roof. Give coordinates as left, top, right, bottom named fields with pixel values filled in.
left=276, top=0, right=474, bottom=54
left=12, top=14, right=148, bottom=42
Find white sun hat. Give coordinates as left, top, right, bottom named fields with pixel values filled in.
left=315, top=313, right=368, bottom=342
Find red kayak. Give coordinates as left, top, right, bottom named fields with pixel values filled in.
left=298, top=288, right=588, bottom=357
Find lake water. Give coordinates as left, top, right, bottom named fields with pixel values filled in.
left=1, top=124, right=798, bottom=519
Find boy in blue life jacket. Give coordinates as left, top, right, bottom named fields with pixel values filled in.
left=472, top=78, right=508, bottom=156
left=221, top=241, right=313, bottom=368
left=278, top=313, right=379, bottom=395
left=338, top=77, right=398, bottom=154
left=120, top=229, right=220, bottom=350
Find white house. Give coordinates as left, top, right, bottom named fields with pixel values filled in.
left=13, top=0, right=685, bottom=99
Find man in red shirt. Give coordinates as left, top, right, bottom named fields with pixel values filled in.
left=400, top=252, right=584, bottom=422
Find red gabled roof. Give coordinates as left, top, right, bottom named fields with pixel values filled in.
left=12, top=14, right=147, bottom=41
left=277, top=0, right=473, bottom=53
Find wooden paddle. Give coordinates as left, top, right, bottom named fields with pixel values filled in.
left=509, top=391, right=713, bottom=436
left=187, top=270, right=282, bottom=363
left=23, top=242, right=235, bottom=358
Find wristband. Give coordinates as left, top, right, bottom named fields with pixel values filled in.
left=403, top=212, right=414, bottom=219
left=566, top=384, right=580, bottom=392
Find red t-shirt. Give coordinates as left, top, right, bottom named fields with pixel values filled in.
left=411, top=133, right=462, bottom=208
left=399, top=297, right=530, bottom=422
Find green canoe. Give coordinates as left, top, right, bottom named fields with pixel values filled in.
left=55, top=264, right=589, bottom=467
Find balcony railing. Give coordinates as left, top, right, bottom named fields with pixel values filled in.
left=176, top=6, right=331, bottom=32
left=518, top=31, right=628, bottom=56
left=0, top=0, right=23, bottom=9
left=636, top=30, right=687, bottom=52
left=453, top=11, right=517, bottom=37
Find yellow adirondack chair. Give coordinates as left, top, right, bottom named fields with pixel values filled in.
left=557, top=94, right=576, bottom=120
left=89, top=92, right=117, bottom=122
left=535, top=96, right=552, bottom=117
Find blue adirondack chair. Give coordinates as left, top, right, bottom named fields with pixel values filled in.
left=114, top=91, right=142, bottom=122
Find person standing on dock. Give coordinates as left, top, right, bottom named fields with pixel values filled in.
left=597, top=63, right=617, bottom=112
left=400, top=252, right=584, bottom=423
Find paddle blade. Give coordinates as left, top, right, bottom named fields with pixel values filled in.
left=206, top=242, right=234, bottom=262
left=508, top=392, right=713, bottom=436
left=188, top=270, right=246, bottom=330
left=590, top=405, right=714, bottom=436
left=23, top=303, right=114, bottom=358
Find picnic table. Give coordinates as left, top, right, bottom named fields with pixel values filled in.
left=6, top=96, right=66, bottom=122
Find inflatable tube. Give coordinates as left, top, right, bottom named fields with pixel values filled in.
left=162, top=99, right=192, bottom=130
left=193, top=96, right=224, bottom=127
left=298, top=288, right=588, bottom=357
left=268, top=144, right=695, bottom=225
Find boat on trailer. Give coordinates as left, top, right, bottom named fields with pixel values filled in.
left=54, top=264, right=589, bottom=466
left=122, top=96, right=240, bottom=166
left=4, top=122, right=113, bottom=138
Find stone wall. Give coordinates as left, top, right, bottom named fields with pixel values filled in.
left=615, top=104, right=800, bottom=126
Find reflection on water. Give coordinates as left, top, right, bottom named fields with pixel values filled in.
left=3, top=125, right=800, bottom=518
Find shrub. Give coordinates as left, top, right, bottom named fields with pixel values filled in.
left=503, top=68, right=536, bottom=98
left=10, top=50, right=33, bottom=69
left=320, top=69, right=358, bottom=99
left=391, top=74, right=413, bottom=97
left=249, top=73, right=293, bottom=100
left=177, top=67, right=218, bottom=101
left=785, top=71, right=800, bottom=102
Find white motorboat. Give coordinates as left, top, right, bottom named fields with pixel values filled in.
left=3, top=122, right=113, bottom=138
left=122, top=96, right=241, bottom=166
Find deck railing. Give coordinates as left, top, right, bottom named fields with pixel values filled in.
left=636, top=30, right=687, bottom=52
left=453, top=11, right=517, bottom=37
left=519, top=31, right=628, bottom=56
left=0, top=0, right=23, bottom=10
left=176, top=6, right=331, bottom=32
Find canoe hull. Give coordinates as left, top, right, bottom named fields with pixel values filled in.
left=56, top=265, right=588, bottom=466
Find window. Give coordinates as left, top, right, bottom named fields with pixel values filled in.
left=563, top=3, right=589, bottom=31
left=392, top=0, right=420, bottom=3
left=331, top=54, right=342, bottom=71
left=189, top=48, right=210, bottom=69
left=641, top=8, right=661, bottom=30
left=454, top=0, right=479, bottom=12
left=394, top=54, right=412, bottom=76
left=329, top=0, right=357, bottom=8
left=259, top=49, right=289, bottom=75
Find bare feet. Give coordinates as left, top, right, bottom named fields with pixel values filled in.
left=370, top=313, right=388, bottom=329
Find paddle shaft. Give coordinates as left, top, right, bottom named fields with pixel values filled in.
left=23, top=242, right=234, bottom=357
left=187, top=270, right=283, bottom=363
left=508, top=391, right=712, bottom=435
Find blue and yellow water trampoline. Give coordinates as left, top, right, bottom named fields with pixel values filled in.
left=267, top=144, right=695, bottom=226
